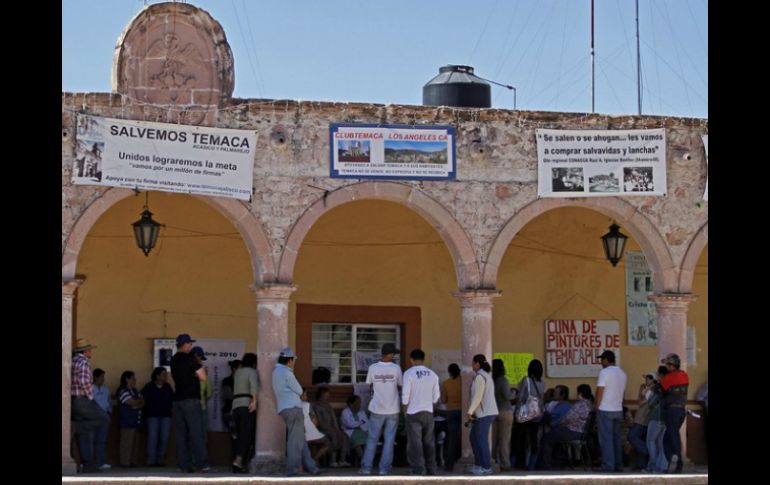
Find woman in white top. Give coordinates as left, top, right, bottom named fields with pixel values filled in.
left=467, top=354, right=498, bottom=475
left=300, top=389, right=330, bottom=464
left=340, top=394, right=369, bottom=465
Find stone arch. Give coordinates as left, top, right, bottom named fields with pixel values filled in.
left=62, top=188, right=275, bottom=284
left=678, top=222, right=708, bottom=293
left=278, top=181, right=480, bottom=288
left=483, top=198, right=676, bottom=293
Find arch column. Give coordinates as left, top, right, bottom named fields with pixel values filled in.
left=62, top=277, right=85, bottom=475
left=250, top=284, right=297, bottom=472
left=648, top=292, right=697, bottom=467
left=453, top=289, right=501, bottom=461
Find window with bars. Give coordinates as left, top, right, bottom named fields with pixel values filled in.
left=311, top=323, right=400, bottom=384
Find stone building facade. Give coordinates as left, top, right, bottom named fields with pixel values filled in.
left=61, top=2, right=707, bottom=474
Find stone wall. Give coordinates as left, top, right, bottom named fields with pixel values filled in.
left=61, top=94, right=708, bottom=291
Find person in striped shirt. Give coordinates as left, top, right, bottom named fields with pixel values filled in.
left=71, top=338, right=110, bottom=473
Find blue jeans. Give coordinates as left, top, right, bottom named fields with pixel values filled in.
left=469, top=415, right=495, bottom=469
left=279, top=407, right=318, bottom=475
left=173, top=399, right=207, bottom=471
left=71, top=397, right=110, bottom=468
left=597, top=410, right=624, bottom=471
left=646, top=419, right=668, bottom=472
left=93, top=415, right=110, bottom=467
left=361, top=412, right=399, bottom=473
left=627, top=423, right=648, bottom=469
left=146, top=417, right=172, bottom=465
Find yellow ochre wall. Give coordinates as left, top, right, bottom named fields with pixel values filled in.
left=494, top=207, right=708, bottom=400
left=75, top=192, right=256, bottom=392
left=76, top=197, right=707, bottom=401
left=290, top=200, right=460, bottom=356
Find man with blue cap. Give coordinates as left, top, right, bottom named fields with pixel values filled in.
left=272, top=347, right=321, bottom=476
left=170, top=334, right=209, bottom=472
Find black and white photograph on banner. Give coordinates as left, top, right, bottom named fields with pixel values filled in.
left=551, top=167, right=584, bottom=192
left=623, top=166, right=655, bottom=192
left=73, top=140, right=104, bottom=182
left=588, top=171, right=620, bottom=193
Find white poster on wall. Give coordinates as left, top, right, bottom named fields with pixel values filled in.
left=536, top=128, right=667, bottom=197
left=165, top=338, right=245, bottom=432
left=431, top=349, right=462, bottom=382
left=73, top=115, right=256, bottom=200
left=545, top=319, right=620, bottom=378
left=625, top=251, right=658, bottom=346
left=329, top=123, right=456, bottom=180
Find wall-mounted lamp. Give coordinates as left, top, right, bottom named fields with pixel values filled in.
left=601, top=223, right=628, bottom=267
left=132, top=191, right=162, bottom=257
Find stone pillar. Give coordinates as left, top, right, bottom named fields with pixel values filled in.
left=648, top=292, right=697, bottom=468
left=453, top=289, right=501, bottom=462
left=62, top=278, right=85, bottom=475
left=250, top=284, right=296, bottom=473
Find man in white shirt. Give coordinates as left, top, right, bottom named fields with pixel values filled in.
left=595, top=350, right=628, bottom=472
left=359, top=343, right=403, bottom=476
left=401, top=349, right=440, bottom=476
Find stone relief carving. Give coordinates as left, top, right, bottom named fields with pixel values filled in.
left=145, top=33, right=202, bottom=102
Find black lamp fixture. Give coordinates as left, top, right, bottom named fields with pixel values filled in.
left=132, top=191, right=162, bottom=257
left=601, top=223, right=628, bottom=267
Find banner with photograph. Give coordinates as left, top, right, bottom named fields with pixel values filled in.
left=545, top=319, right=620, bottom=378
left=625, top=251, right=658, bottom=346
left=702, top=134, right=708, bottom=201
left=73, top=115, right=256, bottom=201
left=492, top=352, right=534, bottom=386
left=536, top=128, right=667, bottom=197
left=330, top=123, right=456, bottom=180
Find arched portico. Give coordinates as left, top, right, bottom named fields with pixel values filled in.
left=61, top=188, right=274, bottom=474
left=278, top=181, right=481, bottom=289
left=678, top=222, right=708, bottom=293
left=62, top=188, right=275, bottom=283
left=483, top=197, right=676, bottom=293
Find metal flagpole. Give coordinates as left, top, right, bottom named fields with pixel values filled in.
left=636, top=0, right=642, bottom=115
left=591, top=0, right=595, bottom=113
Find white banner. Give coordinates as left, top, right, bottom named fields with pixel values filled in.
left=354, top=351, right=381, bottom=371
left=545, top=319, right=620, bottom=378
left=430, top=349, right=462, bottom=382
left=702, top=134, right=708, bottom=201
left=330, top=123, right=456, bottom=180
left=195, top=339, right=245, bottom=433
left=73, top=115, right=256, bottom=200
left=625, top=251, right=658, bottom=346
left=536, top=129, right=667, bottom=197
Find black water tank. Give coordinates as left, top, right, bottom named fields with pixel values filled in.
left=422, top=65, right=491, bottom=108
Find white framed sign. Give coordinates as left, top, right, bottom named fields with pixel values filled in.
left=545, top=319, right=620, bottom=378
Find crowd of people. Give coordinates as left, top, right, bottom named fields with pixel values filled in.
left=70, top=334, right=692, bottom=476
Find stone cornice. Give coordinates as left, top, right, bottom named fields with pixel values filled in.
left=250, top=284, right=297, bottom=302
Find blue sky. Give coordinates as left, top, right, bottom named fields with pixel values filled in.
left=62, top=0, right=707, bottom=118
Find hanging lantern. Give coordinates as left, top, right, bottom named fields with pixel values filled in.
left=601, top=223, right=628, bottom=267
left=132, top=193, right=162, bottom=256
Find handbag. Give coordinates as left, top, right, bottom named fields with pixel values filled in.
left=515, top=377, right=543, bottom=423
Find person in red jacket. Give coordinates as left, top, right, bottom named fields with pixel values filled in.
left=659, top=353, right=688, bottom=473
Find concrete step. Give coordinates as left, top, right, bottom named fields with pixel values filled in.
left=62, top=466, right=709, bottom=484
